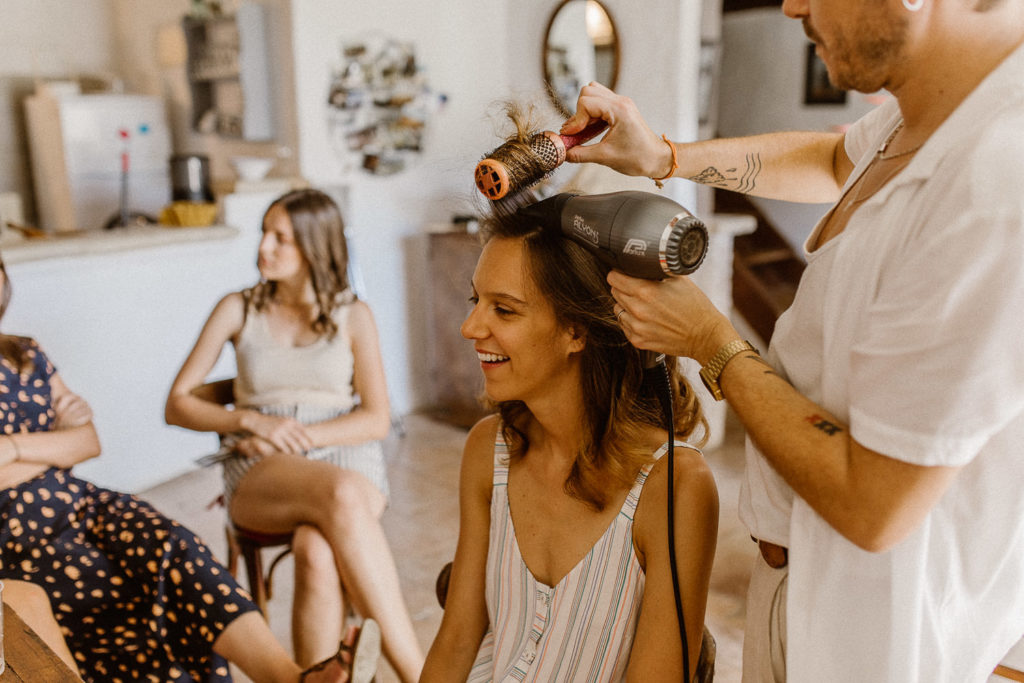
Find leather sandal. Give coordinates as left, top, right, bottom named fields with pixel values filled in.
left=299, top=618, right=381, bottom=683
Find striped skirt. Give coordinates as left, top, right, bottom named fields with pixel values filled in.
left=220, top=403, right=389, bottom=509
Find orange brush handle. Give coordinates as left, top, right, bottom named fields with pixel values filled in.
left=557, top=120, right=608, bottom=150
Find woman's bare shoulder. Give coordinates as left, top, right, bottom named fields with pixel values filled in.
left=206, top=291, right=247, bottom=334
left=634, top=438, right=718, bottom=535
left=464, top=414, right=500, bottom=459
left=459, top=414, right=500, bottom=498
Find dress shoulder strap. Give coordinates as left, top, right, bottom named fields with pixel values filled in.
left=492, top=421, right=510, bottom=487
left=621, top=440, right=678, bottom=519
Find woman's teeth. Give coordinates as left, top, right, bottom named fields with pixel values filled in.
left=478, top=352, right=510, bottom=363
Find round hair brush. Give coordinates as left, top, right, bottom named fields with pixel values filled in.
left=474, top=121, right=608, bottom=200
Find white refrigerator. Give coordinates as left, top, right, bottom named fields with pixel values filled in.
left=25, top=90, right=172, bottom=232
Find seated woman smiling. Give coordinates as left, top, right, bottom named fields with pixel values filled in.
left=421, top=191, right=719, bottom=682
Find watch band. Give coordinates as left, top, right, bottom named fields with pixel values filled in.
left=699, top=339, right=757, bottom=401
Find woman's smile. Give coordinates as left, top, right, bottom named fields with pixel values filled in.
left=476, top=350, right=510, bottom=366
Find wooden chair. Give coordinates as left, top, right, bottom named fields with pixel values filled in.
left=434, top=561, right=716, bottom=681
left=223, top=520, right=293, bottom=617
left=194, top=379, right=295, bottom=618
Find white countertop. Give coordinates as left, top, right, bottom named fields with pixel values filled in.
left=0, top=224, right=240, bottom=264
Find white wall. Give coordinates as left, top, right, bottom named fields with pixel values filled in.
left=290, top=0, right=507, bottom=417
left=3, top=224, right=262, bottom=491
left=717, top=8, right=883, bottom=251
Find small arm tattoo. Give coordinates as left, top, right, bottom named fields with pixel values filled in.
left=690, top=166, right=731, bottom=186
left=745, top=353, right=779, bottom=377
left=806, top=414, right=843, bottom=436
left=736, top=153, right=762, bottom=193
left=688, top=153, right=763, bottom=193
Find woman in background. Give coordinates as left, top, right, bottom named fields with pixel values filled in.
left=0, top=252, right=372, bottom=683
left=166, top=188, right=423, bottom=682
left=421, top=191, right=719, bottom=682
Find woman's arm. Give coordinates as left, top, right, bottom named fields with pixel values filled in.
left=164, top=293, right=313, bottom=454
left=627, top=446, right=719, bottom=682
left=303, top=301, right=392, bottom=447
left=0, top=372, right=101, bottom=472
left=420, top=416, right=498, bottom=682
left=165, top=292, right=250, bottom=434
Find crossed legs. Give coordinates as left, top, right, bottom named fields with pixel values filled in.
left=229, top=453, right=425, bottom=683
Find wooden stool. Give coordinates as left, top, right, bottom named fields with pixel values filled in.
left=225, top=523, right=294, bottom=617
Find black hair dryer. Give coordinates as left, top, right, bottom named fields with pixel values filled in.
left=518, top=190, right=708, bottom=280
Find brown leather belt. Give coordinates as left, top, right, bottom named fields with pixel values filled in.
left=754, top=537, right=789, bottom=569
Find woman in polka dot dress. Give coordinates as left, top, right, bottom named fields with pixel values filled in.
left=0, top=256, right=374, bottom=682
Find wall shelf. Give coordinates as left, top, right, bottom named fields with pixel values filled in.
left=182, top=3, right=274, bottom=140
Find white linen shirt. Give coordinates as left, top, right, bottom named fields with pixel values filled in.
left=738, top=42, right=1024, bottom=682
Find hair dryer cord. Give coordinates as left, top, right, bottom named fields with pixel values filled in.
left=646, top=359, right=690, bottom=679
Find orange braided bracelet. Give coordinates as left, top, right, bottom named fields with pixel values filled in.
left=652, top=134, right=678, bottom=189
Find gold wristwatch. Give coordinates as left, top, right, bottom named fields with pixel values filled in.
left=699, top=339, right=757, bottom=401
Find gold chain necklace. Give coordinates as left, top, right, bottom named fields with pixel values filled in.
left=877, top=120, right=923, bottom=161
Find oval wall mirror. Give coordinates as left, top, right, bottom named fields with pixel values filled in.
left=543, top=0, right=620, bottom=116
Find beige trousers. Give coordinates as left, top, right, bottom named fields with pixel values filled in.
left=741, top=552, right=789, bottom=683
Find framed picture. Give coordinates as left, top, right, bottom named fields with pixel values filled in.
left=803, top=43, right=847, bottom=105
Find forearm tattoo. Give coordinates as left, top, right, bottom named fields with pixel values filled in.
left=806, top=413, right=843, bottom=436
left=745, top=352, right=779, bottom=377
left=688, top=153, right=762, bottom=193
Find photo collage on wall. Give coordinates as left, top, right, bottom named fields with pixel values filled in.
left=327, top=35, right=447, bottom=176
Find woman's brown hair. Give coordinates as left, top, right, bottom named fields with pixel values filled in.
left=246, top=188, right=355, bottom=338
left=479, top=195, right=707, bottom=511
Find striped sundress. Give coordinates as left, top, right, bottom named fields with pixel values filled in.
left=468, top=427, right=668, bottom=682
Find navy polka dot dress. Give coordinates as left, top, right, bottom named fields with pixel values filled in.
left=0, top=337, right=260, bottom=682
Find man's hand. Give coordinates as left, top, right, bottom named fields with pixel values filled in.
left=608, top=270, right=738, bottom=365
left=560, top=82, right=673, bottom=179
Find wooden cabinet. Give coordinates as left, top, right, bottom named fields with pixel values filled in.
left=182, top=3, right=273, bottom=140
left=423, top=231, right=488, bottom=428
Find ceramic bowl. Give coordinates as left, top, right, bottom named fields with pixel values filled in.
left=230, top=156, right=275, bottom=182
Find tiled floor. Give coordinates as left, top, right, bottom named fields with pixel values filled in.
left=142, top=410, right=756, bottom=682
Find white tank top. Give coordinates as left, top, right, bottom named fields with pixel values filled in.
left=233, top=297, right=357, bottom=410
